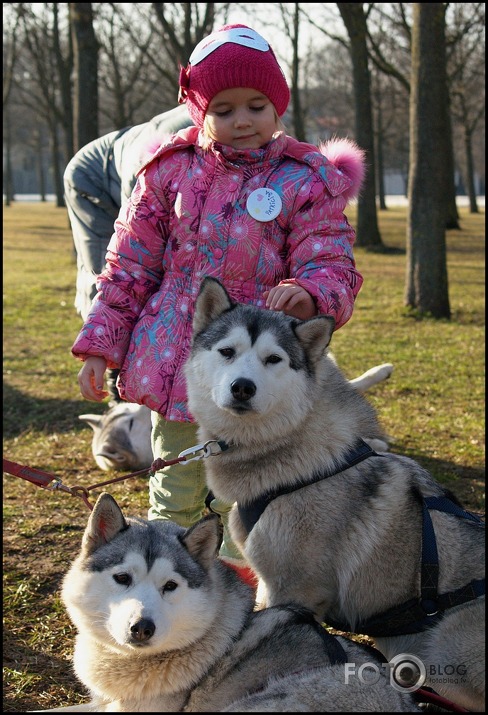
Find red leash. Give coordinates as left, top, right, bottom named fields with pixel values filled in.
left=415, top=687, right=470, bottom=712
left=3, top=441, right=227, bottom=510
left=3, top=455, right=187, bottom=511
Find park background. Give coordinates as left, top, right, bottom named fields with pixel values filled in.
left=3, top=2, right=485, bottom=711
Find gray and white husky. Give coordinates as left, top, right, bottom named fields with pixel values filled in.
left=41, top=493, right=419, bottom=712
left=184, top=277, right=485, bottom=712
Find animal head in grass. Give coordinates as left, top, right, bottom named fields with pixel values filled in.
left=79, top=402, right=153, bottom=471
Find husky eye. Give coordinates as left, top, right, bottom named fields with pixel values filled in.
left=162, top=580, right=178, bottom=593
left=113, top=573, right=132, bottom=586
left=218, top=347, right=235, bottom=359
left=129, top=418, right=134, bottom=430
left=265, top=354, right=282, bottom=365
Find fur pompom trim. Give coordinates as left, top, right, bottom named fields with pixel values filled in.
left=319, top=137, right=366, bottom=201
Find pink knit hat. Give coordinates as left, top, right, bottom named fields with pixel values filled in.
left=178, top=24, right=290, bottom=128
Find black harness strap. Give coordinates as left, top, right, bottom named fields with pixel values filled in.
left=237, top=439, right=377, bottom=535
left=279, top=605, right=349, bottom=665
left=325, top=495, right=485, bottom=637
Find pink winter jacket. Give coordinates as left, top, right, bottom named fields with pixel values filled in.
left=72, top=127, right=365, bottom=421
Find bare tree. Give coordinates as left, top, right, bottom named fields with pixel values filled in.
left=364, top=4, right=487, bottom=229
left=3, top=7, right=21, bottom=106
left=406, top=4, right=450, bottom=319
left=70, top=3, right=99, bottom=151
left=91, top=4, right=170, bottom=128
left=2, top=5, right=22, bottom=205
left=13, top=4, right=72, bottom=206
left=95, top=4, right=164, bottom=128
left=151, top=3, right=217, bottom=66
left=3, top=112, right=15, bottom=206
left=302, top=4, right=383, bottom=247
left=371, top=68, right=409, bottom=210
left=51, top=3, right=74, bottom=163
left=336, top=3, right=383, bottom=249
left=278, top=3, right=306, bottom=141
left=449, top=3, right=485, bottom=214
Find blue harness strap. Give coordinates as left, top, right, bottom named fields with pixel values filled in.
left=325, top=494, right=485, bottom=636
left=237, top=439, right=377, bottom=535
left=419, top=496, right=485, bottom=614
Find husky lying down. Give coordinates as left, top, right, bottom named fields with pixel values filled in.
left=184, top=277, right=485, bottom=713
left=38, top=493, right=419, bottom=712
left=79, top=366, right=393, bottom=472
left=79, top=401, right=153, bottom=472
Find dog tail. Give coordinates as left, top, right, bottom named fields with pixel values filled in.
left=319, top=137, right=366, bottom=201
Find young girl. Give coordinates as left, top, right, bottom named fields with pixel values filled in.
left=72, top=24, right=365, bottom=585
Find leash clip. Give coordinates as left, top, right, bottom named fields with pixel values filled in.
left=178, top=440, right=227, bottom=463
left=46, top=478, right=64, bottom=491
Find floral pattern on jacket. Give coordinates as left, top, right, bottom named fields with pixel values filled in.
left=72, top=127, right=365, bottom=420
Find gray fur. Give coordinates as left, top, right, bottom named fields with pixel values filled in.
left=42, top=494, right=420, bottom=712
left=184, top=277, right=485, bottom=712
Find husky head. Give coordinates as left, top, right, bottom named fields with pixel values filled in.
left=184, top=277, right=335, bottom=445
left=62, top=493, right=224, bottom=655
left=79, top=402, right=153, bottom=471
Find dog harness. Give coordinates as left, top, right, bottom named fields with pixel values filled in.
left=236, top=440, right=485, bottom=637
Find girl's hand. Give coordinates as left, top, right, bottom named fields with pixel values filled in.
left=263, top=284, right=316, bottom=320
left=78, top=356, right=109, bottom=401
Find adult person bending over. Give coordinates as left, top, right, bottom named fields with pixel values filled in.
left=63, top=105, right=193, bottom=400
left=71, top=24, right=365, bottom=585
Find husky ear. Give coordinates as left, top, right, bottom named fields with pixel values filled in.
left=192, top=277, right=233, bottom=335
left=81, top=492, right=128, bottom=556
left=79, top=414, right=103, bottom=431
left=181, top=513, right=223, bottom=570
left=295, top=315, right=335, bottom=366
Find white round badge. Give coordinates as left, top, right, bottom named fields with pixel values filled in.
left=246, top=188, right=282, bottom=222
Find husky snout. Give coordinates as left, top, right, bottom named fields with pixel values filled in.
left=109, top=590, right=163, bottom=649
left=130, top=617, right=156, bottom=644
left=96, top=443, right=127, bottom=463
left=231, top=377, right=256, bottom=402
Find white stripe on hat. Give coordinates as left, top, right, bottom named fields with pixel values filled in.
left=189, top=27, right=269, bottom=66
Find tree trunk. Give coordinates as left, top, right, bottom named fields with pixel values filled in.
left=338, top=3, right=383, bottom=249
left=70, top=3, right=98, bottom=152
left=3, top=111, right=15, bottom=205
left=53, top=2, right=74, bottom=164
left=444, top=107, right=460, bottom=229
left=290, top=4, right=306, bottom=141
left=47, top=121, right=65, bottom=208
left=464, top=127, right=479, bottom=214
left=374, top=89, right=387, bottom=211
left=406, top=4, right=450, bottom=319
left=34, top=130, right=46, bottom=202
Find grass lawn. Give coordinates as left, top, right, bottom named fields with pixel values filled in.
left=2, top=200, right=485, bottom=711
